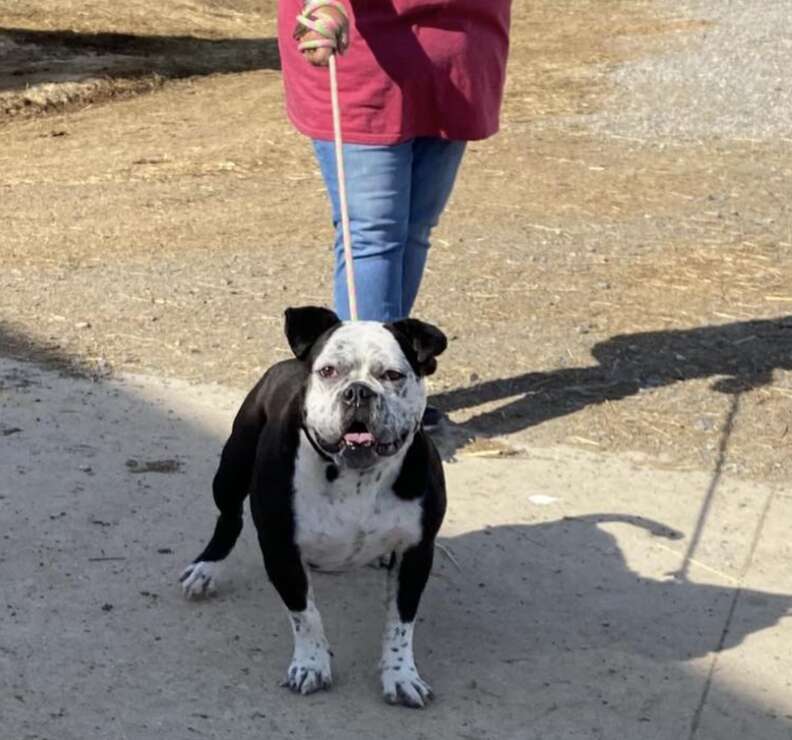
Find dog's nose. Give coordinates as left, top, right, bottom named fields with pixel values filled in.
left=342, top=382, right=376, bottom=407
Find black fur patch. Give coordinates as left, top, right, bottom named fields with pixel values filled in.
left=385, top=319, right=447, bottom=377
left=284, top=306, right=341, bottom=361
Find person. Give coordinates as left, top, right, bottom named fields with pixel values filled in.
left=277, top=0, right=511, bottom=425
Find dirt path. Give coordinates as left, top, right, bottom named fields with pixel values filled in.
left=1, top=0, right=791, bottom=484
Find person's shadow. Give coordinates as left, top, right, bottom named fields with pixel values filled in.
left=0, top=27, right=279, bottom=95
left=434, top=515, right=790, bottom=664
left=430, top=315, right=792, bottom=447
left=412, top=515, right=792, bottom=736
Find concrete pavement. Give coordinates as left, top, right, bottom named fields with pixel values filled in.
left=1, top=358, right=789, bottom=739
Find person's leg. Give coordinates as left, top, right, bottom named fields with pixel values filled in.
left=313, top=139, right=413, bottom=322
left=402, top=138, right=466, bottom=317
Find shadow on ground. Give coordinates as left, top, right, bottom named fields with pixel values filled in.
left=0, top=319, right=98, bottom=377
left=1, top=325, right=791, bottom=738
left=432, top=315, right=792, bottom=442
left=0, top=27, right=279, bottom=101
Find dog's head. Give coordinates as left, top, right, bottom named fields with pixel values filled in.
left=285, top=306, right=447, bottom=469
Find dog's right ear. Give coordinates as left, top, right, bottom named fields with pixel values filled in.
left=284, top=306, right=341, bottom=360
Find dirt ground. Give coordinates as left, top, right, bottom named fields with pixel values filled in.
left=1, top=0, right=791, bottom=484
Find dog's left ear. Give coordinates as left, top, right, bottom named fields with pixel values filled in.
left=284, top=306, right=341, bottom=360
left=387, top=318, right=447, bottom=377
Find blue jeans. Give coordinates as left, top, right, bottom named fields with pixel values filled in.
left=313, top=137, right=466, bottom=322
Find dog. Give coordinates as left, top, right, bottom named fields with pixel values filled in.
left=180, top=306, right=447, bottom=708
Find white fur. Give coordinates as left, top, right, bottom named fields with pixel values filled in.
left=180, top=561, right=220, bottom=599
left=285, top=598, right=332, bottom=694
left=304, top=322, right=426, bottom=448
left=293, top=433, right=423, bottom=572
left=380, top=569, right=432, bottom=707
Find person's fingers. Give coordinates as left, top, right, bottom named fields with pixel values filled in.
left=294, top=5, right=349, bottom=56
left=302, top=47, right=333, bottom=67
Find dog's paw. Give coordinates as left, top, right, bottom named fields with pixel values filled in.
left=283, top=652, right=333, bottom=695
left=381, top=664, right=433, bottom=708
left=179, top=561, right=219, bottom=599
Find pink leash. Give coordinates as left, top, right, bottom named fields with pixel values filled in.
left=296, top=1, right=358, bottom=320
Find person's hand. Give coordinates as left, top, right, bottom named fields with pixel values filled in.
left=293, top=4, right=349, bottom=68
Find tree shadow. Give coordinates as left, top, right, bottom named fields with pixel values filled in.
left=0, top=27, right=280, bottom=94
left=431, top=315, right=792, bottom=444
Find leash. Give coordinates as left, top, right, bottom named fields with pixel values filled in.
left=296, top=1, right=359, bottom=320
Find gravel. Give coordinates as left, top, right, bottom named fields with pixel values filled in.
left=584, top=0, right=792, bottom=143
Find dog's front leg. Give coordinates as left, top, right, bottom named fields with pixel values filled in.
left=284, top=587, right=332, bottom=694
left=258, top=532, right=332, bottom=695
left=380, top=542, right=435, bottom=708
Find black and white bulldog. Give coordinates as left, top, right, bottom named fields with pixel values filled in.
left=180, top=306, right=447, bottom=708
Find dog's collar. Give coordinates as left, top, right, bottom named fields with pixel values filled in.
left=300, top=424, right=335, bottom=463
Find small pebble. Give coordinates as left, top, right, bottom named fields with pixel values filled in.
left=694, top=417, right=715, bottom=432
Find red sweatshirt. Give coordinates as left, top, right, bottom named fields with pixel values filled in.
left=277, top=0, right=511, bottom=144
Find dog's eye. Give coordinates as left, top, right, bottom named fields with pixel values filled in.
left=382, top=370, right=405, bottom=382
left=318, top=365, right=337, bottom=379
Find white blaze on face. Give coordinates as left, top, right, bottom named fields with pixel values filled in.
left=304, top=322, right=426, bottom=446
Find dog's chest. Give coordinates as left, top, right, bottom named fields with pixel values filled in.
left=292, top=441, right=422, bottom=571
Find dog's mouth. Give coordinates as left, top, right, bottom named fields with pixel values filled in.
left=342, top=420, right=376, bottom=448
left=310, top=421, right=411, bottom=459
left=308, top=419, right=414, bottom=462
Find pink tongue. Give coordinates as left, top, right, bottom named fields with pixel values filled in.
left=344, top=432, right=375, bottom=445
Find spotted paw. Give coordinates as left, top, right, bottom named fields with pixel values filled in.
left=283, top=654, right=332, bottom=695
left=382, top=665, right=433, bottom=708
left=179, top=561, right=219, bottom=599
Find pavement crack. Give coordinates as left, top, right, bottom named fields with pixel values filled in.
left=687, top=481, right=777, bottom=739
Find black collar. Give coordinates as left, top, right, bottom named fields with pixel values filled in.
left=300, top=424, right=334, bottom=463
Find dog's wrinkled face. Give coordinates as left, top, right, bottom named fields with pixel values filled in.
left=306, top=323, right=424, bottom=468
left=284, top=307, right=447, bottom=470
